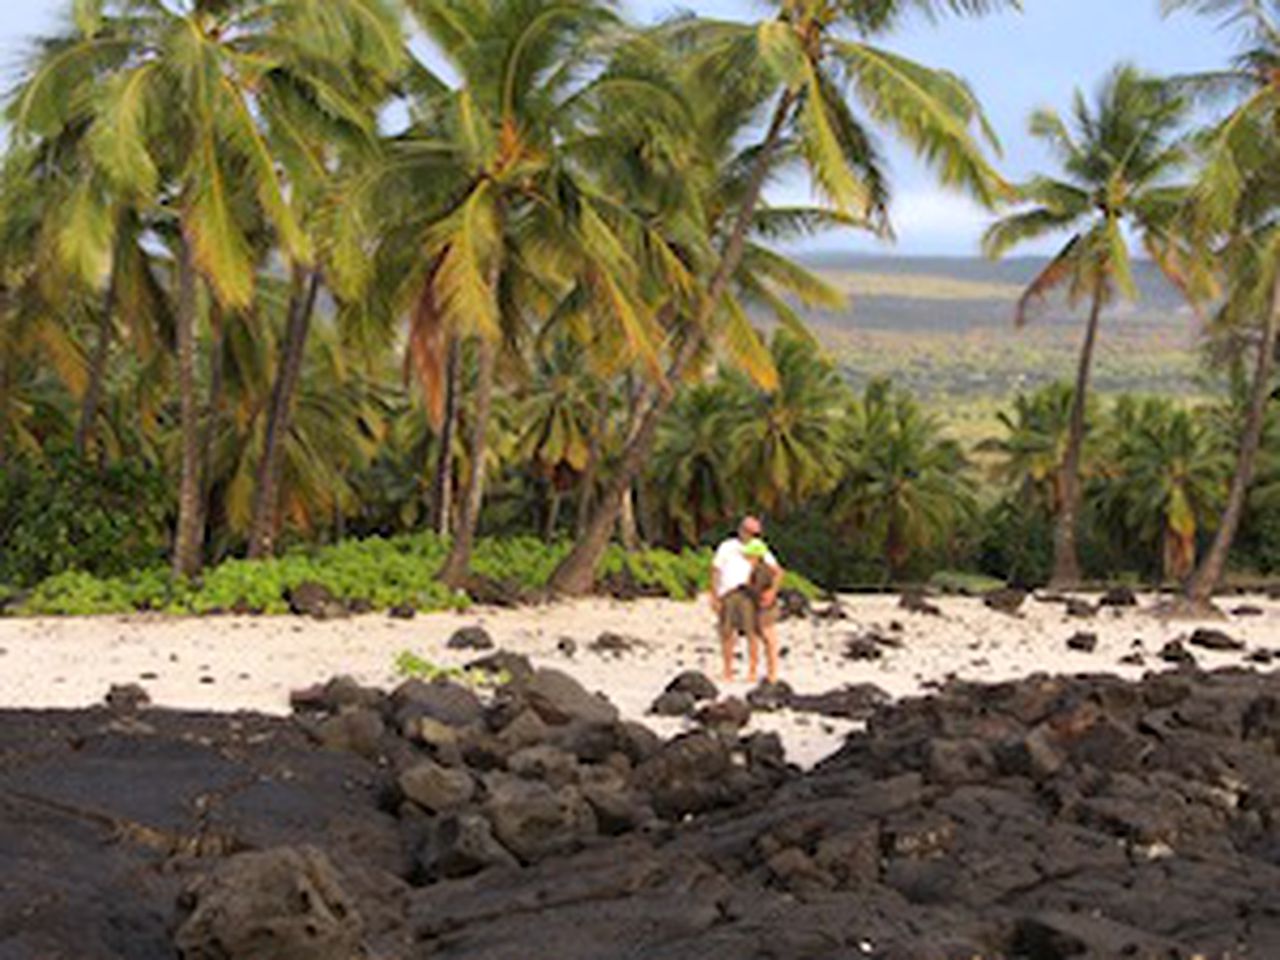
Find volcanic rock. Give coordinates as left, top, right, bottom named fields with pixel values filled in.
left=388, top=603, right=417, bottom=620
left=447, top=626, right=494, bottom=651
left=1066, top=631, right=1098, bottom=653
left=746, top=679, right=794, bottom=712
left=392, top=677, right=484, bottom=729
left=482, top=774, right=597, bottom=863
left=590, top=631, right=640, bottom=656
left=1189, top=628, right=1246, bottom=652
left=789, top=683, right=889, bottom=719
left=776, top=588, right=811, bottom=621
left=287, top=581, right=347, bottom=621
left=844, top=635, right=884, bottom=661
left=521, top=669, right=619, bottom=726
left=1101, top=586, right=1139, bottom=608
left=983, top=587, right=1028, bottom=616
left=174, top=846, right=364, bottom=960
left=1065, top=598, right=1097, bottom=618
left=421, top=812, right=518, bottom=881
left=693, top=697, right=751, bottom=733
left=649, top=690, right=696, bottom=717
left=899, top=590, right=942, bottom=616
left=664, top=670, right=719, bottom=702
left=105, top=683, right=151, bottom=713
left=399, top=760, right=475, bottom=813
left=467, top=650, right=534, bottom=682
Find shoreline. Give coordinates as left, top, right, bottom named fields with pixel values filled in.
left=2, top=593, right=1274, bottom=767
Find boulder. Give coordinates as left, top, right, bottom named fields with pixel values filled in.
left=314, top=709, right=385, bottom=761
left=649, top=690, right=696, bottom=717
left=1066, top=632, right=1098, bottom=653
left=664, top=671, right=719, bottom=702
left=507, top=745, right=581, bottom=789
left=983, top=588, right=1028, bottom=616
left=447, top=626, right=495, bottom=651
left=421, top=813, right=518, bottom=880
left=287, top=582, right=347, bottom=621
left=900, top=590, right=942, bottom=616
left=776, top=588, right=812, bottom=621
left=104, top=683, right=151, bottom=713
left=1189, top=628, right=1245, bottom=652
left=1101, top=586, right=1139, bottom=608
left=391, top=678, right=484, bottom=728
left=590, top=632, right=641, bottom=656
left=1065, top=598, right=1097, bottom=618
left=789, top=684, right=889, bottom=720
left=467, top=650, right=535, bottom=683
left=521, top=669, right=619, bottom=726
left=1159, top=640, right=1197, bottom=666
left=482, top=774, right=598, bottom=863
left=174, top=846, right=363, bottom=960
left=388, top=603, right=417, bottom=620
left=746, top=680, right=794, bottom=712
left=399, top=760, right=475, bottom=813
left=693, top=697, right=752, bottom=734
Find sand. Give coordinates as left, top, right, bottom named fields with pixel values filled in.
left=1, top=593, right=1274, bottom=767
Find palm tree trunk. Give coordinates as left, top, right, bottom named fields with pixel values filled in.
left=1185, top=271, right=1280, bottom=606
left=545, top=487, right=562, bottom=542
left=0, top=329, right=9, bottom=472
left=172, top=239, right=204, bottom=579
left=548, top=88, right=799, bottom=596
left=575, top=387, right=609, bottom=538
left=201, top=302, right=226, bottom=549
left=618, top=485, right=640, bottom=551
left=248, top=267, right=321, bottom=559
left=1049, top=278, right=1105, bottom=590
left=74, top=275, right=118, bottom=460
left=439, top=336, right=496, bottom=587
left=431, top=337, right=461, bottom=537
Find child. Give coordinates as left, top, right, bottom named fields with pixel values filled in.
left=743, top=538, right=781, bottom=684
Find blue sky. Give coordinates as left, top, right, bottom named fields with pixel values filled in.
left=0, top=2, right=1244, bottom=256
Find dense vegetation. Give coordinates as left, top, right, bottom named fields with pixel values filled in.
left=3, top=0, right=1280, bottom=614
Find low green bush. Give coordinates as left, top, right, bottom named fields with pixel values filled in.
left=0, top=453, right=171, bottom=588
left=11, top=531, right=827, bottom=617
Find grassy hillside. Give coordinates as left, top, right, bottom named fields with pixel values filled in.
left=794, top=253, right=1202, bottom=424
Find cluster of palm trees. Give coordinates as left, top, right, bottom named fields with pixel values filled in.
left=0, top=0, right=1008, bottom=592
left=3, top=0, right=1280, bottom=607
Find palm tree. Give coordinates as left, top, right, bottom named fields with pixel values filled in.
left=649, top=382, right=737, bottom=546
left=1164, top=0, right=1280, bottom=607
left=12, top=0, right=403, bottom=577
left=335, top=0, right=660, bottom=587
left=548, top=0, right=1013, bottom=595
left=981, top=382, right=1080, bottom=517
left=835, top=380, right=975, bottom=582
left=722, top=330, right=849, bottom=515
left=983, top=65, right=1190, bottom=589
left=1097, top=397, right=1228, bottom=582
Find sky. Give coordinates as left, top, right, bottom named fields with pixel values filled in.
left=0, top=2, right=1247, bottom=257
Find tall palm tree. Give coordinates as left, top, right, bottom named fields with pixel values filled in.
left=983, top=65, right=1190, bottom=589
left=336, top=0, right=661, bottom=587
left=1164, top=0, right=1280, bottom=607
left=549, top=0, right=1013, bottom=595
left=12, top=0, right=403, bottom=577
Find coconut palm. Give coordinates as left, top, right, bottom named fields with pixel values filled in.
left=334, top=0, right=670, bottom=586
left=980, top=382, right=1080, bottom=516
left=722, top=330, right=850, bottom=515
left=1096, top=397, right=1229, bottom=582
left=549, top=0, right=1013, bottom=595
left=835, top=380, right=975, bottom=582
left=11, top=0, right=404, bottom=577
left=649, top=383, right=737, bottom=546
left=1162, top=0, right=1280, bottom=606
left=983, top=64, right=1191, bottom=589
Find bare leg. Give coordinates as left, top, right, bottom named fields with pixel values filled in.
left=747, top=629, right=760, bottom=684
left=720, top=626, right=737, bottom=682
left=763, top=621, right=780, bottom=684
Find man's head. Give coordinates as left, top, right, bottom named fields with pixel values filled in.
left=738, top=515, right=763, bottom=540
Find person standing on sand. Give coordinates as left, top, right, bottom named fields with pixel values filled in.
left=710, top=516, right=783, bottom=682
left=745, top=539, right=782, bottom=684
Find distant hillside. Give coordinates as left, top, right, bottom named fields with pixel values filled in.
left=789, top=252, right=1202, bottom=408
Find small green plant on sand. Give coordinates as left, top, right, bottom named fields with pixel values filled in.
left=394, top=650, right=509, bottom=689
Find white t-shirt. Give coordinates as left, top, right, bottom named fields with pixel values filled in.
left=712, top=537, right=779, bottom=598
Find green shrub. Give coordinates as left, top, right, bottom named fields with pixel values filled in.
left=0, top=454, right=171, bottom=588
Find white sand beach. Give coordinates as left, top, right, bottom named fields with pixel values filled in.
left=1, top=593, right=1275, bottom=767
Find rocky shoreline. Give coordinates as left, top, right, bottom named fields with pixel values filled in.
left=4, top=655, right=1280, bottom=958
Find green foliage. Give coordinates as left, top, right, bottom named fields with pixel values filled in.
left=394, top=650, right=507, bottom=688
left=13, top=532, right=815, bottom=617
left=0, top=453, right=171, bottom=588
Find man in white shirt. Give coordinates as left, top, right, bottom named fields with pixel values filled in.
left=710, top=516, right=782, bottom=682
